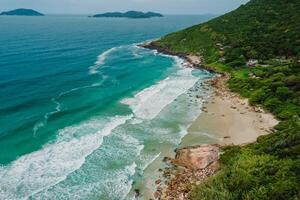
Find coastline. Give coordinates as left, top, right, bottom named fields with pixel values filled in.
left=141, top=41, right=278, bottom=146
left=139, top=41, right=279, bottom=199
left=138, top=42, right=217, bottom=73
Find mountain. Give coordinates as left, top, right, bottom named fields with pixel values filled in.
left=91, top=11, right=163, bottom=18
left=157, top=0, right=300, bottom=62
left=0, top=9, right=44, bottom=16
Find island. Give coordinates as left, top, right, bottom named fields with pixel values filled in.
left=0, top=8, right=44, bottom=16
left=91, top=11, right=163, bottom=19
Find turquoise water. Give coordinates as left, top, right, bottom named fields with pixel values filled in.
left=0, top=15, right=214, bottom=199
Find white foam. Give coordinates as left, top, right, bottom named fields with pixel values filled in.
left=89, top=47, right=119, bottom=75
left=32, top=161, right=138, bottom=200
left=141, top=153, right=161, bottom=171
left=0, top=115, right=132, bottom=200
left=33, top=98, right=62, bottom=136
left=121, top=67, right=198, bottom=120
left=131, top=45, right=143, bottom=58
left=118, top=162, right=137, bottom=200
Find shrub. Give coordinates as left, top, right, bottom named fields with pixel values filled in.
left=276, top=87, right=292, bottom=99
left=264, top=97, right=282, bottom=112
left=250, top=89, right=268, bottom=104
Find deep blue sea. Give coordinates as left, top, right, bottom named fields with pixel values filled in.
left=0, top=15, right=215, bottom=199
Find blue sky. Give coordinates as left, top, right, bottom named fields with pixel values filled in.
left=1, top=0, right=249, bottom=15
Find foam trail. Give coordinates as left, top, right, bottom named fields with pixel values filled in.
left=89, top=47, right=119, bottom=75
left=141, top=153, right=161, bottom=171
left=0, top=115, right=132, bottom=200
left=56, top=79, right=106, bottom=99
left=33, top=81, right=104, bottom=135
left=33, top=98, right=62, bottom=136
left=89, top=43, right=153, bottom=75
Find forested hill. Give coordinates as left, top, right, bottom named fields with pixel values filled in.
left=91, top=11, right=163, bottom=18
left=0, top=9, right=44, bottom=16
left=155, top=0, right=300, bottom=199
left=158, top=0, right=300, bottom=62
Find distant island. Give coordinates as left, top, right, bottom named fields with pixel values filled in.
left=0, top=9, right=44, bottom=16
left=91, top=11, right=163, bottom=19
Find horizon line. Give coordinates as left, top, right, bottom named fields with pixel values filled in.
left=1, top=8, right=222, bottom=16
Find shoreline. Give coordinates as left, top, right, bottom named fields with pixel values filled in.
left=182, top=75, right=278, bottom=146
left=138, top=42, right=218, bottom=74
left=139, top=41, right=278, bottom=199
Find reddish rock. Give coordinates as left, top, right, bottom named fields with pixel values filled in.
left=172, top=144, right=219, bottom=170
left=155, top=179, right=161, bottom=185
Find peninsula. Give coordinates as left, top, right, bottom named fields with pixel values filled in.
left=142, top=0, right=300, bottom=199
left=0, top=9, right=44, bottom=16
left=91, top=11, right=163, bottom=18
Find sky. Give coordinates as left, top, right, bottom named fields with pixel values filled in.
left=1, top=0, right=249, bottom=15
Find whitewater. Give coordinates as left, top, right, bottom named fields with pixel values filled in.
left=0, top=15, right=215, bottom=200
left=0, top=45, right=213, bottom=199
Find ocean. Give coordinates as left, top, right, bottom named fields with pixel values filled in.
left=0, top=15, right=215, bottom=199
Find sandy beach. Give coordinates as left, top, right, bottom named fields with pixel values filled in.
left=181, top=74, right=278, bottom=146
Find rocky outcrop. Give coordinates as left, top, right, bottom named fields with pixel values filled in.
left=139, top=42, right=221, bottom=74
left=154, top=144, right=220, bottom=200
left=172, top=144, right=220, bottom=170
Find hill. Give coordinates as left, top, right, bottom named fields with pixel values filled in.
left=151, top=0, right=300, bottom=199
left=91, top=11, right=163, bottom=18
left=0, top=8, right=44, bottom=16
left=157, top=0, right=300, bottom=62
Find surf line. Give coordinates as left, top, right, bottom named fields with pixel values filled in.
left=88, top=45, right=127, bottom=75
left=88, top=42, right=152, bottom=75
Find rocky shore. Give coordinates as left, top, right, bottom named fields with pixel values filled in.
left=153, top=145, right=219, bottom=200
left=139, top=42, right=218, bottom=74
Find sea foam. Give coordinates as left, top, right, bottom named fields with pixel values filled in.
left=89, top=47, right=120, bottom=75
left=121, top=66, right=198, bottom=120
left=0, top=115, right=132, bottom=200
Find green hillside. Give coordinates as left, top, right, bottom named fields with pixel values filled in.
left=155, top=0, right=300, bottom=199
left=158, top=0, right=300, bottom=62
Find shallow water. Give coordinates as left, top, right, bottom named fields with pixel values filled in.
left=0, top=15, right=215, bottom=199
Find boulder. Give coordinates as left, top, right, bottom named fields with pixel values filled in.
left=172, top=144, right=219, bottom=170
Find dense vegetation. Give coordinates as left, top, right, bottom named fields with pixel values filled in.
left=156, top=0, right=300, bottom=199
left=190, top=62, right=300, bottom=200
left=228, top=62, right=300, bottom=120
left=158, top=0, right=300, bottom=62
